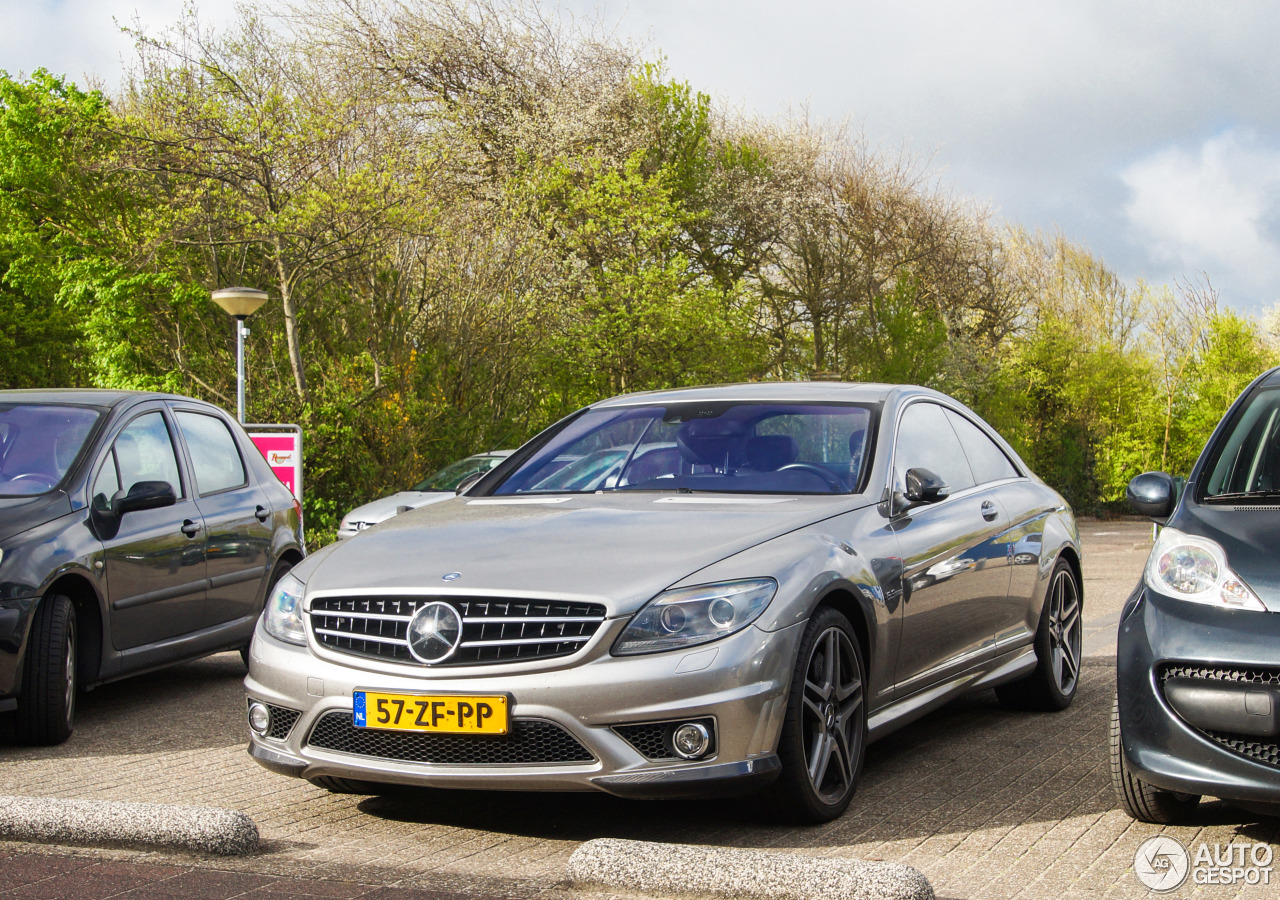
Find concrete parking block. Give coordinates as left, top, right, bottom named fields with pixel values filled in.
left=567, top=838, right=934, bottom=900
left=0, top=795, right=258, bottom=855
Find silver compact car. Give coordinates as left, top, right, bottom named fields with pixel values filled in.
left=246, top=383, right=1081, bottom=821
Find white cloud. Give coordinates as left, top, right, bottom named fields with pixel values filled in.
left=1121, top=131, right=1280, bottom=304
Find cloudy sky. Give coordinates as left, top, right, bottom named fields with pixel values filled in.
left=5, top=0, right=1280, bottom=314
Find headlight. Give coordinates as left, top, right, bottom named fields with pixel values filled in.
left=613, top=578, right=777, bottom=656
left=1145, top=527, right=1266, bottom=612
left=263, top=572, right=307, bottom=644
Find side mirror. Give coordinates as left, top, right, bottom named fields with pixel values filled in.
left=1127, top=471, right=1176, bottom=522
left=455, top=471, right=484, bottom=495
left=890, top=467, right=950, bottom=516
left=114, top=480, right=178, bottom=515
left=905, top=467, right=950, bottom=504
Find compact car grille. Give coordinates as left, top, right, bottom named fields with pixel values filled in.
left=309, top=595, right=608, bottom=666
left=613, top=718, right=717, bottom=761
left=1161, top=664, right=1280, bottom=769
left=306, top=712, right=595, bottom=765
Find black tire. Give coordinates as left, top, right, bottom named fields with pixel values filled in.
left=995, top=558, right=1082, bottom=711
left=14, top=594, right=77, bottom=746
left=1109, top=694, right=1200, bottom=823
left=243, top=559, right=295, bottom=669
left=765, top=606, right=867, bottom=823
left=308, top=775, right=384, bottom=795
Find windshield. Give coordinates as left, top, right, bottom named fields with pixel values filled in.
left=493, top=402, right=875, bottom=495
left=0, top=404, right=101, bottom=496
left=1201, top=386, right=1280, bottom=500
left=413, top=454, right=508, bottom=492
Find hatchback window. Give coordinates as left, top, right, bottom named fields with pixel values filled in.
left=115, top=412, right=183, bottom=499
left=176, top=411, right=247, bottom=495
left=1202, top=387, right=1280, bottom=499
left=0, top=404, right=101, bottom=495
left=493, top=403, right=875, bottom=495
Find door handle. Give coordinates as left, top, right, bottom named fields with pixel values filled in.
left=181, top=519, right=202, bottom=537
left=255, top=505, right=271, bottom=523
left=980, top=500, right=999, bottom=522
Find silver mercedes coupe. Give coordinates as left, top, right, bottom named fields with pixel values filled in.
left=245, top=382, right=1082, bottom=822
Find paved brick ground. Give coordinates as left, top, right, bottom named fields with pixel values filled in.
left=1, top=519, right=1277, bottom=900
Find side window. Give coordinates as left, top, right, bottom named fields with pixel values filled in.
left=894, top=402, right=975, bottom=494
left=91, top=451, right=120, bottom=512
left=115, top=412, right=183, bottom=498
left=176, top=411, right=247, bottom=495
left=945, top=410, right=1020, bottom=485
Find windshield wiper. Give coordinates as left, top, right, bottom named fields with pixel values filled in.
left=1204, top=489, right=1280, bottom=502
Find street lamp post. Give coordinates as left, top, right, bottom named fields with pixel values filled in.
left=211, top=287, right=269, bottom=423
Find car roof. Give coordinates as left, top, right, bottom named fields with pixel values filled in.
left=0, top=388, right=207, bottom=410
left=592, top=381, right=920, bottom=408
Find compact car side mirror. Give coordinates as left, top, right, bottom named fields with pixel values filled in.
left=455, top=471, right=484, bottom=495
left=1127, top=471, right=1176, bottom=522
left=114, top=480, right=178, bottom=516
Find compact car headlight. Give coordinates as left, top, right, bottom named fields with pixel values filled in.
left=263, top=572, right=308, bottom=644
left=1145, top=527, right=1266, bottom=612
left=613, top=578, right=777, bottom=655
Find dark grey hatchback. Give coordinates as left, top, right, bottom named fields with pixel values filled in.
left=0, top=390, right=304, bottom=746
left=1114, top=366, right=1280, bottom=822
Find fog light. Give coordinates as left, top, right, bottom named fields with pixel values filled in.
left=672, top=722, right=711, bottom=759
left=248, top=702, right=271, bottom=735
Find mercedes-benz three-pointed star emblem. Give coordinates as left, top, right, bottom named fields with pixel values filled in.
left=406, top=601, right=463, bottom=664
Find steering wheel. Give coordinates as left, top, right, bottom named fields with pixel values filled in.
left=776, top=463, right=847, bottom=492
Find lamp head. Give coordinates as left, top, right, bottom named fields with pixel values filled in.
left=211, top=287, right=269, bottom=318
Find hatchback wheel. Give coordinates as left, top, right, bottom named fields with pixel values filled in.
left=996, top=558, right=1082, bottom=711
left=767, top=606, right=866, bottom=823
left=1109, top=694, right=1200, bottom=823
left=14, top=594, right=77, bottom=746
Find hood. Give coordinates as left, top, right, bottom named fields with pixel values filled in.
left=309, top=492, right=864, bottom=615
left=1175, top=502, right=1280, bottom=612
left=0, top=492, right=73, bottom=543
left=343, top=491, right=453, bottom=526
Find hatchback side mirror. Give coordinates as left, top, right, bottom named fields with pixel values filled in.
left=115, top=480, right=178, bottom=515
left=1127, top=471, right=1176, bottom=522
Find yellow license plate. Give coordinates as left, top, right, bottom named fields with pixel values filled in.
left=353, top=691, right=510, bottom=735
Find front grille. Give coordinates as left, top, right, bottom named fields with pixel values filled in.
left=310, top=595, right=607, bottom=666
left=1161, top=664, right=1280, bottom=769
left=613, top=718, right=717, bottom=760
left=248, top=700, right=301, bottom=741
left=306, top=712, right=595, bottom=765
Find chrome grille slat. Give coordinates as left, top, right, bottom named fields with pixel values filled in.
left=310, top=595, right=608, bottom=666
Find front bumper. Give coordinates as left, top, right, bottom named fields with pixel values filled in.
left=1116, top=585, right=1280, bottom=803
left=244, top=616, right=800, bottom=798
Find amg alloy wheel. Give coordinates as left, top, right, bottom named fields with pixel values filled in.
left=767, top=606, right=866, bottom=823
left=996, top=558, right=1082, bottom=711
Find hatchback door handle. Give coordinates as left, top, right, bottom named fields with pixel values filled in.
left=181, top=519, right=202, bottom=537
left=980, top=501, right=999, bottom=522
left=255, top=505, right=271, bottom=523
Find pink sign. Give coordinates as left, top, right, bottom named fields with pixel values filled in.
left=250, top=433, right=301, bottom=498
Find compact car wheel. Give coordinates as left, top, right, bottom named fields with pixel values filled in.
left=14, top=594, right=77, bottom=746
left=996, top=558, right=1081, bottom=711
left=1109, top=694, right=1200, bottom=823
left=767, top=606, right=866, bottom=823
